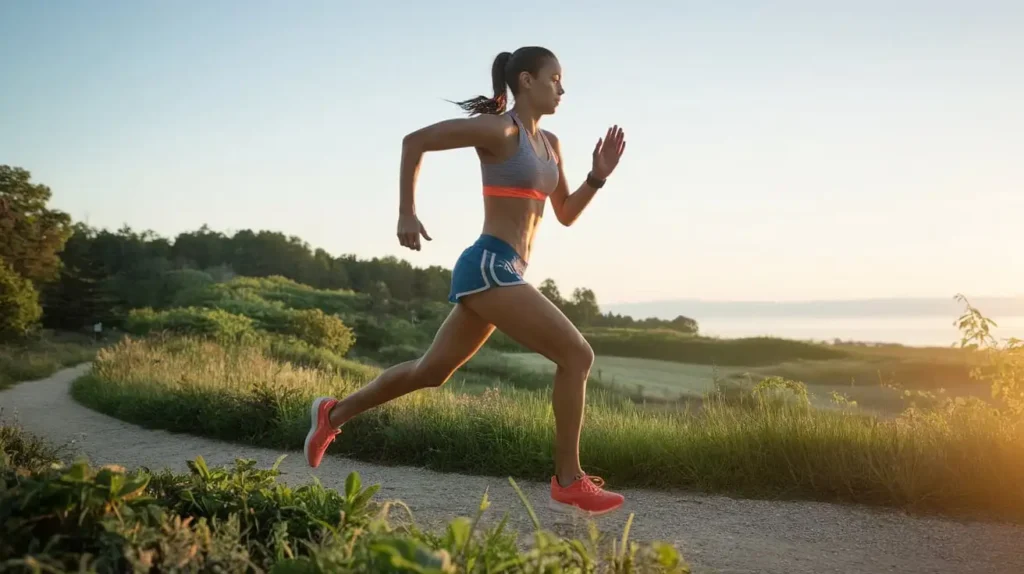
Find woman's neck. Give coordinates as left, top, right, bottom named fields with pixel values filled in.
left=510, top=104, right=542, bottom=135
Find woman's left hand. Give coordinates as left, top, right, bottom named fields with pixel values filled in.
left=591, top=125, right=626, bottom=180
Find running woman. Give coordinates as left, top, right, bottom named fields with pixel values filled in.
left=304, top=46, right=627, bottom=515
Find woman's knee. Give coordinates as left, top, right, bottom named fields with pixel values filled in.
left=558, top=338, right=595, bottom=377
left=411, top=355, right=459, bottom=388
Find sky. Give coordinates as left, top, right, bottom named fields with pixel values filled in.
left=2, top=0, right=1022, bottom=305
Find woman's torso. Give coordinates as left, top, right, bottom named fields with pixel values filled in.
left=475, top=110, right=559, bottom=262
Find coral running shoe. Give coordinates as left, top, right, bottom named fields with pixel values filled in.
left=549, top=474, right=625, bottom=516
left=304, top=396, right=340, bottom=468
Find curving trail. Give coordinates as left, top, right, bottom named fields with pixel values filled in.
left=2, top=365, right=1022, bottom=574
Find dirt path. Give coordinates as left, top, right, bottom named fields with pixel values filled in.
left=2, top=365, right=1022, bottom=574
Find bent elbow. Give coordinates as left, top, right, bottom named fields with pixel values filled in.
left=402, top=131, right=420, bottom=151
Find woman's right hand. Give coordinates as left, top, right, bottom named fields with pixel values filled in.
left=397, top=212, right=431, bottom=251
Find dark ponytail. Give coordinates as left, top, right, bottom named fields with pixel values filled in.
left=452, top=47, right=556, bottom=116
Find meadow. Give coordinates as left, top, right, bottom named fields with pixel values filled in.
left=502, top=350, right=985, bottom=415
left=0, top=419, right=689, bottom=573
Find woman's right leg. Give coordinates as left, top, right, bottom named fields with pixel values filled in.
left=328, top=304, right=495, bottom=426
left=458, top=282, right=625, bottom=515
left=303, top=303, right=495, bottom=467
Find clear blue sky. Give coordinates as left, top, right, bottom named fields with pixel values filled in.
left=2, top=0, right=1021, bottom=304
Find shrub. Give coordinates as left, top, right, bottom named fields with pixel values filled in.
left=154, top=268, right=214, bottom=307
left=283, top=308, right=356, bottom=356
left=124, top=306, right=259, bottom=345
left=0, top=260, right=42, bottom=341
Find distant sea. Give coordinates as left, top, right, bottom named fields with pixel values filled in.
left=604, top=298, right=1024, bottom=348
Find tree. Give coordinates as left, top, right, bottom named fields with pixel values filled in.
left=539, top=279, right=564, bottom=307
left=568, top=287, right=600, bottom=326
left=0, top=165, right=73, bottom=284
left=669, top=315, right=699, bottom=334
left=0, top=259, right=43, bottom=340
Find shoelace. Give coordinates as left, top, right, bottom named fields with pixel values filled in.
left=581, top=474, right=605, bottom=493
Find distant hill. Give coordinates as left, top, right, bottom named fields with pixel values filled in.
left=602, top=297, right=1024, bottom=320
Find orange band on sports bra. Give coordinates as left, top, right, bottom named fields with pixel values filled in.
left=483, top=186, right=546, bottom=201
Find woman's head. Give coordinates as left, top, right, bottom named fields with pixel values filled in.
left=454, top=47, right=563, bottom=116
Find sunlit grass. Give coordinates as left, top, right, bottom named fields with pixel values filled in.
left=0, top=332, right=101, bottom=390
left=72, top=336, right=1024, bottom=522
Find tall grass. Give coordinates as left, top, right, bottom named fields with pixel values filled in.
left=73, top=336, right=1024, bottom=521
left=0, top=331, right=100, bottom=390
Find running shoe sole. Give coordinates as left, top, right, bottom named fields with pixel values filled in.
left=303, top=396, right=334, bottom=466
left=547, top=497, right=625, bottom=517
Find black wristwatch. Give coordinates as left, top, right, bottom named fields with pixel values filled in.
left=586, top=171, right=606, bottom=189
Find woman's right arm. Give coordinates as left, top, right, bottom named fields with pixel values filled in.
left=397, top=115, right=507, bottom=251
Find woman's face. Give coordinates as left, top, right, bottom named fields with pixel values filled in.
left=520, top=57, right=564, bottom=115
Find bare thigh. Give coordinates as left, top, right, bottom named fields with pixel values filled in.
left=460, top=284, right=592, bottom=370
left=417, top=303, right=496, bottom=382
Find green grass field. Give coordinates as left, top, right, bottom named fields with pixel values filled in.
left=70, top=335, right=1024, bottom=522
left=505, top=353, right=730, bottom=399
left=501, top=351, right=987, bottom=415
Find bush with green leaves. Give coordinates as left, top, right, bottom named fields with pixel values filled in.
left=125, top=306, right=259, bottom=345
left=281, top=307, right=355, bottom=355
left=0, top=260, right=42, bottom=341
left=0, top=422, right=689, bottom=573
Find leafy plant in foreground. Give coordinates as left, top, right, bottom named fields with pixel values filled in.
left=2, top=422, right=688, bottom=573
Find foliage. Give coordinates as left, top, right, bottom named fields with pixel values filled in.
left=538, top=278, right=699, bottom=333
left=123, top=297, right=358, bottom=357
left=0, top=165, right=73, bottom=285
left=281, top=308, right=356, bottom=356
left=126, top=306, right=261, bottom=345
left=954, top=294, right=1024, bottom=416
left=0, top=419, right=66, bottom=475
left=0, top=422, right=689, bottom=573
left=25, top=198, right=696, bottom=340
left=0, top=260, right=42, bottom=341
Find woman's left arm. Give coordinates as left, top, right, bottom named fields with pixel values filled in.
left=546, top=126, right=626, bottom=227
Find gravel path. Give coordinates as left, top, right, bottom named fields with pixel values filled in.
left=2, top=365, right=1022, bottom=574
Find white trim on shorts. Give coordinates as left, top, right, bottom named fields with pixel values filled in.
left=453, top=249, right=492, bottom=300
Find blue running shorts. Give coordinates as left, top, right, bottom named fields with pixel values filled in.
left=448, top=234, right=527, bottom=303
